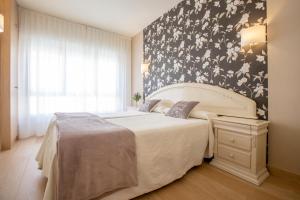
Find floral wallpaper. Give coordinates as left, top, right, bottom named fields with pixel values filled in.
left=143, top=0, right=268, bottom=119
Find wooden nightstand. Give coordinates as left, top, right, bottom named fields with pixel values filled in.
left=210, top=116, right=270, bottom=185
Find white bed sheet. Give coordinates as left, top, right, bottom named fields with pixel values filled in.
left=36, top=112, right=214, bottom=200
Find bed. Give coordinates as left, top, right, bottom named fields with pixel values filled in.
left=36, top=83, right=257, bottom=200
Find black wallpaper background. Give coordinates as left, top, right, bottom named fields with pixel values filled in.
left=143, top=0, right=268, bottom=119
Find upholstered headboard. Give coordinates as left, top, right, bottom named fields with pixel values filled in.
left=146, top=83, right=257, bottom=119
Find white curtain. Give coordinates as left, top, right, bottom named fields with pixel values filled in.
left=18, top=8, right=131, bottom=138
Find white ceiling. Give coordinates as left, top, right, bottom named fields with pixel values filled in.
left=17, top=0, right=182, bottom=37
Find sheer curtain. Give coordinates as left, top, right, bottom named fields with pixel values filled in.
left=18, top=8, right=131, bottom=138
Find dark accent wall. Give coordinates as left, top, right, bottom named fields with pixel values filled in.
left=143, top=0, right=267, bottom=119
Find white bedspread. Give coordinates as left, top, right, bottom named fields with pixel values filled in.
left=36, top=112, right=214, bottom=200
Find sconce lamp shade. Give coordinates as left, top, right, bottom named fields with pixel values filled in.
left=240, top=25, right=266, bottom=46
left=0, top=14, right=4, bottom=32
left=141, top=63, right=150, bottom=74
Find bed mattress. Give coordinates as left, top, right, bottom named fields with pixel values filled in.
left=36, top=112, right=214, bottom=200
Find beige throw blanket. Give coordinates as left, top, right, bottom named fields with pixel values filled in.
left=55, top=113, right=137, bottom=200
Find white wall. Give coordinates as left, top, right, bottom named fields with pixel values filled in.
left=268, top=0, right=300, bottom=175
left=131, top=31, right=143, bottom=104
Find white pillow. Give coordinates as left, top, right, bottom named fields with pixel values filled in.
left=152, top=100, right=173, bottom=114
left=189, top=110, right=218, bottom=120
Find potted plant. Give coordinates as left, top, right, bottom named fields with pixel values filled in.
left=132, top=92, right=142, bottom=107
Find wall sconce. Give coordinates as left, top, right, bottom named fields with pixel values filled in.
left=0, top=14, right=4, bottom=32
left=240, top=25, right=266, bottom=47
left=141, top=63, right=150, bottom=74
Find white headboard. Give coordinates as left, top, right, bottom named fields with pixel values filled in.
left=146, top=83, right=257, bottom=119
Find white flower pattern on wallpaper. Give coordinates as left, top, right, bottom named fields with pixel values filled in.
left=143, top=0, right=267, bottom=119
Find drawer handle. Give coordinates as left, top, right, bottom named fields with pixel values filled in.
left=229, top=153, right=235, bottom=159
left=229, top=138, right=235, bottom=143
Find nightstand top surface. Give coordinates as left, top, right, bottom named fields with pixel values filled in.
left=213, top=116, right=269, bottom=126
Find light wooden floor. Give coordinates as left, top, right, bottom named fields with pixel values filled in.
left=1, top=138, right=300, bottom=200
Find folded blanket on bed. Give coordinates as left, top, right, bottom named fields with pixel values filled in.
left=55, top=112, right=137, bottom=200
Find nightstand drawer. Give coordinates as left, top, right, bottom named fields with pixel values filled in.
left=218, top=129, right=252, bottom=151
left=218, top=145, right=251, bottom=168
